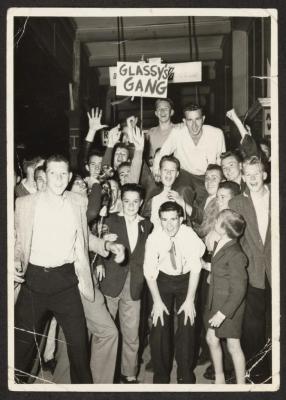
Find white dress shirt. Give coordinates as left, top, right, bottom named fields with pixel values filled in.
left=124, top=214, right=144, bottom=253
left=250, top=185, right=270, bottom=245
left=154, top=124, right=225, bottom=176
left=144, top=224, right=205, bottom=281
left=30, top=192, right=77, bottom=267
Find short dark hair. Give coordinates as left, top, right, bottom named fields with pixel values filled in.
left=206, top=164, right=223, bottom=179
left=155, top=98, right=174, bottom=110
left=159, top=155, right=180, bottom=172
left=218, top=181, right=241, bottom=197
left=114, top=142, right=130, bottom=155
left=34, top=165, right=46, bottom=179
left=120, top=183, right=145, bottom=200
left=220, top=150, right=242, bottom=163
left=183, top=103, right=203, bottom=114
left=117, top=161, right=131, bottom=172
left=88, top=149, right=104, bottom=163
left=242, top=155, right=265, bottom=173
left=158, top=201, right=184, bottom=218
left=217, top=209, right=246, bottom=239
left=44, top=154, right=70, bottom=172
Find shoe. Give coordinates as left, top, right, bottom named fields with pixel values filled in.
left=145, top=359, right=153, bottom=372
left=120, top=375, right=139, bottom=384
left=177, top=372, right=196, bottom=384
left=42, top=358, right=57, bottom=374
left=203, top=365, right=215, bottom=380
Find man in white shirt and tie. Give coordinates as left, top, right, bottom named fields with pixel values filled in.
left=144, top=201, right=205, bottom=383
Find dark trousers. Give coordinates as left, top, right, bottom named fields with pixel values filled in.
left=241, top=280, right=271, bottom=382
left=173, top=169, right=207, bottom=206
left=150, top=271, right=196, bottom=383
left=14, top=263, right=92, bottom=384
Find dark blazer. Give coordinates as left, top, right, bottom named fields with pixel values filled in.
left=229, top=188, right=271, bottom=289
left=99, top=214, right=153, bottom=300
left=206, top=239, right=248, bottom=338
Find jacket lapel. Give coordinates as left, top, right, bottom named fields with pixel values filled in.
left=211, top=239, right=237, bottom=264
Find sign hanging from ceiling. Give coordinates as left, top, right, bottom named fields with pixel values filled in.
left=116, top=61, right=170, bottom=98
left=110, top=61, right=202, bottom=97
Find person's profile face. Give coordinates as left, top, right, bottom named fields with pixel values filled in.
left=113, top=147, right=129, bottom=170
left=205, top=170, right=222, bottom=195
left=46, top=161, right=71, bottom=196
left=221, top=156, right=241, bottom=182
left=160, top=160, right=179, bottom=188
left=160, top=210, right=182, bottom=237
left=184, top=109, right=205, bottom=136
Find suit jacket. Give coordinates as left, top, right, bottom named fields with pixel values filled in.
left=207, top=240, right=248, bottom=319
left=14, top=190, right=103, bottom=302
left=229, top=188, right=271, bottom=289
left=99, top=214, right=153, bottom=300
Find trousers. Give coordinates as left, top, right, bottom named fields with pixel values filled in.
left=150, top=271, right=196, bottom=383
left=14, top=263, right=92, bottom=384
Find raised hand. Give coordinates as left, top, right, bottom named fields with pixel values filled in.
left=87, top=107, right=108, bottom=133
left=226, top=108, right=239, bottom=122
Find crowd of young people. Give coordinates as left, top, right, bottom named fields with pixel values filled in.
left=13, top=98, right=272, bottom=385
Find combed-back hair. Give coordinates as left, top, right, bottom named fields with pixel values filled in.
left=242, top=155, right=265, bottom=173
left=155, top=97, right=174, bottom=110
left=158, top=201, right=184, bottom=218
left=206, top=163, right=223, bottom=179
left=217, top=209, right=246, bottom=239
left=220, top=150, right=242, bottom=163
left=183, top=103, right=203, bottom=114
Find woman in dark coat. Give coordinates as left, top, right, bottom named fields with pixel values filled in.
left=205, top=209, right=248, bottom=384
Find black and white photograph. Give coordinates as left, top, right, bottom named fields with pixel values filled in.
left=6, top=7, right=279, bottom=392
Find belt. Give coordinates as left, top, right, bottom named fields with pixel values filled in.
left=28, top=262, right=74, bottom=273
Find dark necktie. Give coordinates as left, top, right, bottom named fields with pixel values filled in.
left=169, top=240, right=177, bottom=270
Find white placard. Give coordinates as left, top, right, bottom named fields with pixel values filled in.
left=116, top=61, right=169, bottom=98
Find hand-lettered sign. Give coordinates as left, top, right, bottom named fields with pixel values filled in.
left=116, top=61, right=170, bottom=98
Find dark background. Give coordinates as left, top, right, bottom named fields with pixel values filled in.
left=0, top=1, right=285, bottom=399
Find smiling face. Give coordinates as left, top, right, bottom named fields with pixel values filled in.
left=160, top=160, right=179, bottom=189
left=71, top=176, right=87, bottom=197
left=205, top=169, right=222, bottom=196
left=118, top=165, right=131, bottom=186
left=184, top=109, right=205, bottom=136
left=221, top=156, right=241, bottom=183
left=243, top=163, right=266, bottom=193
left=122, top=190, right=142, bottom=218
left=160, top=210, right=183, bottom=237
left=155, top=100, right=174, bottom=124
left=46, top=161, right=71, bottom=196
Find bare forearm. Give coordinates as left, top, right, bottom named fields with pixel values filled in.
left=185, top=271, right=201, bottom=301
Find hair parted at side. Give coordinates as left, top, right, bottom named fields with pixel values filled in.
left=220, top=150, right=242, bottom=163
left=242, top=155, right=265, bottom=173
left=120, top=183, right=145, bottom=200
left=158, top=201, right=184, bottom=218
left=44, top=154, right=70, bottom=171
left=159, top=155, right=181, bottom=172
left=217, top=209, right=245, bottom=239
left=183, top=103, right=203, bottom=114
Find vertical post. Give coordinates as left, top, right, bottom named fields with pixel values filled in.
left=69, top=39, right=81, bottom=170
left=140, top=95, right=143, bottom=135
left=232, top=30, right=249, bottom=116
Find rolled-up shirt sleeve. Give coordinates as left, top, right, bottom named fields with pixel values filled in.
left=143, top=234, right=159, bottom=281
